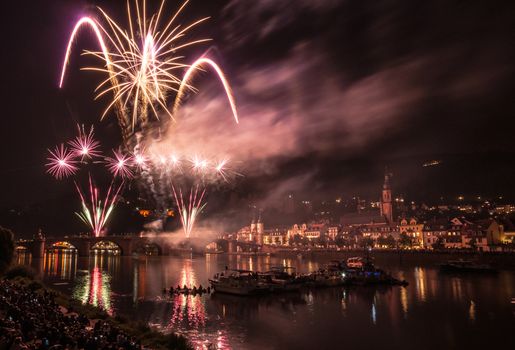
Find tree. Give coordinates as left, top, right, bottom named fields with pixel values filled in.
left=289, top=234, right=306, bottom=246
left=399, top=233, right=413, bottom=249
left=469, top=237, right=477, bottom=251
left=317, top=233, right=328, bottom=247
left=431, top=237, right=445, bottom=250
left=360, top=237, right=374, bottom=249
left=335, top=234, right=350, bottom=247
left=0, top=226, right=15, bottom=275
left=376, top=236, right=386, bottom=247
left=384, top=235, right=397, bottom=248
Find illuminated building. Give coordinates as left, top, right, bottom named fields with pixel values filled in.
left=399, top=218, right=424, bottom=247
left=327, top=226, right=339, bottom=240
left=380, top=169, right=393, bottom=223
left=262, top=229, right=287, bottom=245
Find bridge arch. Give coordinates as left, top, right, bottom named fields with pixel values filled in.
left=91, top=240, right=122, bottom=255
left=132, top=242, right=162, bottom=256
left=48, top=241, right=78, bottom=252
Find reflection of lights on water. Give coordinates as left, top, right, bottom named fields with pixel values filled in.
left=167, top=260, right=207, bottom=330
left=371, top=303, right=377, bottom=325
left=305, top=290, right=314, bottom=312
left=73, top=266, right=113, bottom=315
left=133, top=263, right=139, bottom=303
left=469, top=300, right=476, bottom=321
left=400, top=286, right=408, bottom=318
left=168, top=294, right=206, bottom=330
left=180, top=260, right=197, bottom=288
left=451, top=277, right=463, bottom=301
left=15, top=250, right=32, bottom=265
left=414, top=267, right=426, bottom=302
left=216, top=329, right=231, bottom=350
left=44, top=251, right=76, bottom=280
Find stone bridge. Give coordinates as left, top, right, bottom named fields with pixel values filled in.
left=16, top=237, right=265, bottom=258
left=16, top=235, right=174, bottom=257
left=211, top=239, right=262, bottom=254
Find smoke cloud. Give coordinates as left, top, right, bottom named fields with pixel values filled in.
left=148, top=0, right=511, bottom=213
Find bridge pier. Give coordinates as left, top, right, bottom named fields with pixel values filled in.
left=30, top=238, right=46, bottom=259
left=116, top=238, right=133, bottom=256
left=74, top=240, right=91, bottom=257
left=228, top=240, right=235, bottom=254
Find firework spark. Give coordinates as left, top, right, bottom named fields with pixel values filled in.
left=172, top=57, right=239, bottom=124
left=171, top=184, right=206, bottom=238
left=190, top=155, right=209, bottom=175
left=46, top=144, right=79, bottom=179
left=68, top=124, right=102, bottom=160
left=59, top=17, right=113, bottom=89
left=75, top=175, right=123, bottom=237
left=133, top=152, right=148, bottom=169
left=106, top=150, right=134, bottom=179
left=215, top=158, right=230, bottom=182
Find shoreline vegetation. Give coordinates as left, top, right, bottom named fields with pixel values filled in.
left=0, top=268, right=192, bottom=350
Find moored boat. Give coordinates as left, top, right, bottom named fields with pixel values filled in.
left=342, top=256, right=408, bottom=286
left=306, top=263, right=347, bottom=287
left=439, top=259, right=497, bottom=273
left=260, top=267, right=306, bottom=292
left=209, top=269, right=268, bottom=296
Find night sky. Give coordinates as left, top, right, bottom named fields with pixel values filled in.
left=1, top=0, right=515, bottom=235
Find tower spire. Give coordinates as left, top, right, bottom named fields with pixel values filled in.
left=380, top=167, right=393, bottom=223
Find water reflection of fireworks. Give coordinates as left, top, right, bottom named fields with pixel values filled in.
left=73, top=266, right=114, bottom=316
left=167, top=261, right=206, bottom=329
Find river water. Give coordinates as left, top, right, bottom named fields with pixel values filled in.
left=17, top=251, right=515, bottom=349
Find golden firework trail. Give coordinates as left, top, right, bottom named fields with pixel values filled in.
left=59, top=0, right=239, bottom=144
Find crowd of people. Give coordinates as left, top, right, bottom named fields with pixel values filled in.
left=0, top=279, right=144, bottom=350
left=162, top=284, right=210, bottom=296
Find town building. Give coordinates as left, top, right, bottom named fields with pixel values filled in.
left=399, top=218, right=424, bottom=247
left=262, top=229, right=287, bottom=245
left=422, top=219, right=448, bottom=248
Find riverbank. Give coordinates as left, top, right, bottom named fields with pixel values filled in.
left=0, top=271, right=192, bottom=350
left=270, top=249, right=515, bottom=269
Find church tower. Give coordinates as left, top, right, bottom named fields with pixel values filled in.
left=256, top=211, right=264, bottom=245
left=380, top=168, right=393, bottom=223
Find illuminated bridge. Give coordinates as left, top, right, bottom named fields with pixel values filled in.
left=16, top=235, right=173, bottom=257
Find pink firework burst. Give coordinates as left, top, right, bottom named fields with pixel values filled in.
left=215, top=158, right=229, bottom=182
left=191, top=155, right=209, bottom=175
left=132, top=152, right=148, bottom=169
left=46, top=144, right=79, bottom=179
left=105, top=150, right=133, bottom=179
left=68, top=124, right=101, bottom=160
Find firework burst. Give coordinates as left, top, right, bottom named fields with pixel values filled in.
left=133, top=152, right=148, bottom=169
left=59, top=0, right=238, bottom=141
left=45, top=126, right=128, bottom=237
left=68, top=124, right=102, bottom=160
left=75, top=175, right=123, bottom=237
left=46, top=144, right=79, bottom=179
left=171, top=184, right=206, bottom=238
left=106, top=150, right=134, bottom=179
